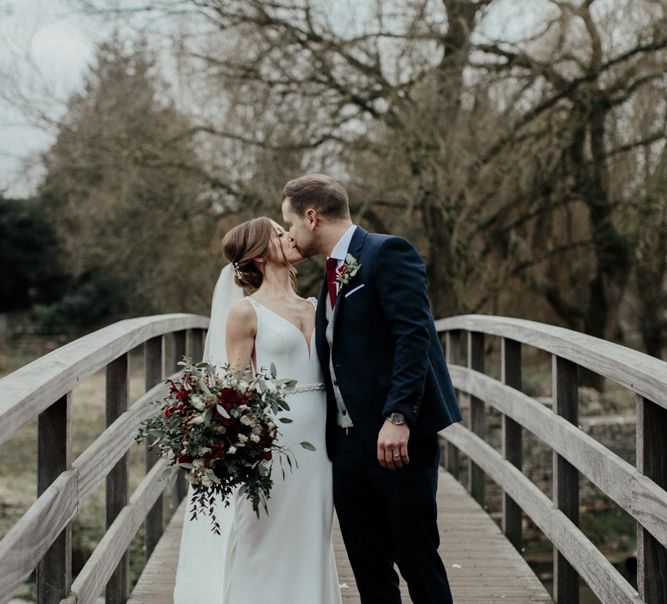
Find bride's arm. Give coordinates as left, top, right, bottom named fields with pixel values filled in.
left=225, top=301, right=257, bottom=377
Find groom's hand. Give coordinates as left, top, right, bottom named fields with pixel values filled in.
left=377, top=422, right=410, bottom=470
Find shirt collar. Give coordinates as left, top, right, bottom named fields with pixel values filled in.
left=328, top=224, right=357, bottom=262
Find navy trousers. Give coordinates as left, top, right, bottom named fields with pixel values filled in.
left=332, top=428, right=454, bottom=604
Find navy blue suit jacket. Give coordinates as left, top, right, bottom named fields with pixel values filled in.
left=315, top=227, right=462, bottom=460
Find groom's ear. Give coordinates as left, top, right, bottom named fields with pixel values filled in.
left=305, top=208, right=319, bottom=230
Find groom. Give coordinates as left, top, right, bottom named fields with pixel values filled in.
left=282, top=174, right=462, bottom=603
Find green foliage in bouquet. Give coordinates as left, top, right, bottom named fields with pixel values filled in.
left=136, top=357, right=314, bottom=533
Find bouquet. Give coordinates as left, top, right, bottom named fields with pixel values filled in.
left=136, top=357, right=313, bottom=533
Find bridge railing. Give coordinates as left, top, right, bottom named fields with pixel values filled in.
left=0, top=314, right=209, bottom=604
left=436, top=315, right=667, bottom=604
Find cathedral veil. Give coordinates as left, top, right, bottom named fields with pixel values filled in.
left=202, top=263, right=245, bottom=366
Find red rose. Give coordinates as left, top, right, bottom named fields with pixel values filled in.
left=177, top=455, right=192, bottom=463
left=218, top=387, right=244, bottom=410
left=175, top=389, right=190, bottom=402
left=163, top=405, right=174, bottom=418
left=261, top=450, right=272, bottom=461
left=176, top=402, right=187, bottom=413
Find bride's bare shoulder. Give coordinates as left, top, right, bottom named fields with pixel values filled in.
left=226, top=299, right=257, bottom=327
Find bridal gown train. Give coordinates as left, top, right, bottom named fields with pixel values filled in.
left=173, top=297, right=341, bottom=604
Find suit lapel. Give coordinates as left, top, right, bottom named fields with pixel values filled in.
left=332, top=226, right=368, bottom=328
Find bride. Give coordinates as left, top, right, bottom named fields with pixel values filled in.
left=173, top=217, right=342, bottom=603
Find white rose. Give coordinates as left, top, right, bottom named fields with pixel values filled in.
left=201, top=476, right=213, bottom=488
left=238, top=434, right=249, bottom=443
left=250, top=434, right=260, bottom=443
left=228, top=446, right=237, bottom=454
left=190, top=395, right=206, bottom=411
left=240, top=415, right=252, bottom=426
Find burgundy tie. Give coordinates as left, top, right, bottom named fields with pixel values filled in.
left=325, top=257, right=338, bottom=308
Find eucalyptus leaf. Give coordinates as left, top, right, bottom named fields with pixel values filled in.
left=278, top=417, right=293, bottom=423
left=300, top=441, right=316, bottom=451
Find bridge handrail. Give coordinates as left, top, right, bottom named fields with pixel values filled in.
left=436, top=314, right=667, bottom=410
left=0, top=314, right=209, bottom=604
left=437, top=314, right=667, bottom=604
left=0, top=313, right=209, bottom=448
left=448, top=366, right=667, bottom=546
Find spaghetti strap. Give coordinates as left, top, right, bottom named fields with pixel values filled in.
left=243, top=296, right=260, bottom=309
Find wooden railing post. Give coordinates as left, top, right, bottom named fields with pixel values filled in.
left=188, top=328, right=205, bottom=363
left=553, top=356, right=580, bottom=604
left=144, top=336, right=164, bottom=560
left=636, top=396, right=667, bottom=603
left=501, top=337, right=523, bottom=552
left=37, top=393, right=72, bottom=604
left=468, top=331, right=485, bottom=506
left=445, top=330, right=462, bottom=479
left=106, top=353, right=130, bottom=604
left=171, top=330, right=187, bottom=509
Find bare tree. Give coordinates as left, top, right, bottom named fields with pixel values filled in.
left=67, top=1, right=667, bottom=352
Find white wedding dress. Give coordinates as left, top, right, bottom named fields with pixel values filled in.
left=173, top=295, right=341, bottom=604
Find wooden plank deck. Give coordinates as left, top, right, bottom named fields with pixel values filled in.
left=128, top=471, right=552, bottom=603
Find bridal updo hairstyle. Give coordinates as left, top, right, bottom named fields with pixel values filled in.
left=222, top=217, right=296, bottom=290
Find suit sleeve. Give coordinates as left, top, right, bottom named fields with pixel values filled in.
left=373, top=236, right=431, bottom=426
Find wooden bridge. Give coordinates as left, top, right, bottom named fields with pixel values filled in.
left=1, top=313, right=666, bottom=603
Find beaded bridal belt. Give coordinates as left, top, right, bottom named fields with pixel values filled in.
left=288, top=383, right=326, bottom=394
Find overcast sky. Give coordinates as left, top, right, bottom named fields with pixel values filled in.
left=0, top=0, right=557, bottom=198
left=0, top=0, right=97, bottom=196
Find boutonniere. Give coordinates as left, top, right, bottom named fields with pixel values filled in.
left=335, top=253, right=362, bottom=286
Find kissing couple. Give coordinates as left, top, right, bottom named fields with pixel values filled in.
left=173, top=173, right=462, bottom=603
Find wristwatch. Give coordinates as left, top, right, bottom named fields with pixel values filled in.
left=385, top=412, right=406, bottom=426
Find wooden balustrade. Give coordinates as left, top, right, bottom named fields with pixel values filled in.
left=2, top=311, right=666, bottom=604
left=0, top=314, right=208, bottom=604
left=437, top=314, right=667, bottom=604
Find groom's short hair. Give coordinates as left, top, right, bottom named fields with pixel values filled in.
left=282, top=174, right=350, bottom=219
